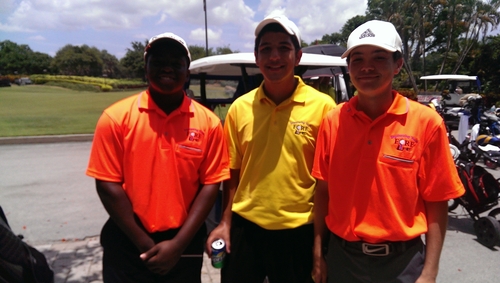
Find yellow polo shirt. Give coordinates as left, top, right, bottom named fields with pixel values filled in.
left=225, top=76, right=336, bottom=230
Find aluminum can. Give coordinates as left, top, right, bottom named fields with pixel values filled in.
left=211, top=239, right=226, bottom=268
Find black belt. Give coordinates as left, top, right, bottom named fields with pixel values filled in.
left=333, top=233, right=421, bottom=256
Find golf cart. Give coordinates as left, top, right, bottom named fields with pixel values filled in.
left=418, top=74, right=482, bottom=130
left=418, top=74, right=481, bottom=107
left=301, top=44, right=351, bottom=104
left=187, top=51, right=352, bottom=122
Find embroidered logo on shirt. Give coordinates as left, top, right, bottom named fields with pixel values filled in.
left=359, top=29, right=375, bottom=39
left=186, top=128, right=203, bottom=142
left=391, top=134, right=418, bottom=152
left=291, top=122, right=311, bottom=136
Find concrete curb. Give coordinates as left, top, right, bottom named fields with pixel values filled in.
left=0, top=134, right=94, bottom=145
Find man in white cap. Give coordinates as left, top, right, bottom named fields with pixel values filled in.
left=206, top=12, right=335, bottom=283
left=311, top=20, right=464, bottom=283
left=86, top=32, right=229, bottom=282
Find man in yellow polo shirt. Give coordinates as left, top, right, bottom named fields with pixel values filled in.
left=312, top=20, right=465, bottom=283
left=206, top=13, right=335, bottom=283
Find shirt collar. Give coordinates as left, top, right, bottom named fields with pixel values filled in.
left=387, top=91, right=410, bottom=115
left=138, top=90, right=193, bottom=114
left=346, top=90, right=409, bottom=116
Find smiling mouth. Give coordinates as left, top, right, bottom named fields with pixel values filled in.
left=267, top=65, right=283, bottom=71
left=159, top=74, right=176, bottom=80
left=358, top=75, right=378, bottom=80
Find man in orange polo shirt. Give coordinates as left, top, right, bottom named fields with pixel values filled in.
left=312, top=20, right=465, bottom=283
left=86, top=32, right=229, bottom=282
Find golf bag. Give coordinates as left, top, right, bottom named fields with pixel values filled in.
left=456, top=162, right=500, bottom=209
left=0, top=206, right=54, bottom=283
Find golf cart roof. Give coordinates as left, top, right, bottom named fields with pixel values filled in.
left=190, top=52, right=347, bottom=76
left=420, top=74, right=477, bottom=81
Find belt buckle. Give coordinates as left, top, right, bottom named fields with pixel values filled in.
left=362, top=243, right=390, bottom=256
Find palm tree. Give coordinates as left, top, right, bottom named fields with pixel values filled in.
left=452, top=0, right=500, bottom=73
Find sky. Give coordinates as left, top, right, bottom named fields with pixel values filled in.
left=0, top=0, right=368, bottom=59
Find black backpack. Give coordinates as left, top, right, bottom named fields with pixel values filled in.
left=0, top=206, right=54, bottom=283
left=456, top=162, right=500, bottom=208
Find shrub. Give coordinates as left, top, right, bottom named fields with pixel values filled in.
left=44, top=81, right=100, bottom=92
left=101, top=85, right=113, bottom=92
left=30, top=74, right=147, bottom=92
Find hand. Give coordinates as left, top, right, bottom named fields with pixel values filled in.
left=140, top=240, right=182, bottom=275
left=311, top=255, right=327, bottom=283
left=205, top=222, right=231, bottom=257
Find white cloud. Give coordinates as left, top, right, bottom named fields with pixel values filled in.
left=157, top=13, right=168, bottom=25
left=134, top=33, right=149, bottom=41
left=259, top=0, right=285, bottom=16
left=28, top=35, right=45, bottom=40
left=0, top=22, right=34, bottom=32
left=0, top=0, right=16, bottom=15
left=1, top=0, right=366, bottom=42
left=190, top=28, right=223, bottom=45
left=260, top=0, right=367, bottom=44
left=0, top=0, right=369, bottom=57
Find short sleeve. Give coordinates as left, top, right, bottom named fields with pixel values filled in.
left=199, top=121, right=230, bottom=184
left=312, top=114, right=332, bottom=181
left=86, top=112, right=124, bottom=182
left=418, top=122, right=465, bottom=201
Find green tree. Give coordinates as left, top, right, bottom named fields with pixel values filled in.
left=52, top=44, right=103, bottom=76
left=214, top=45, right=237, bottom=55
left=189, top=45, right=212, bottom=61
left=30, top=52, right=53, bottom=74
left=314, top=15, right=369, bottom=46
left=356, top=0, right=499, bottom=93
left=120, top=40, right=147, bottom=79
left=470, top=35, right=500, bottom=96
left=317, top=32, right=343, bottom=45
left=100, top=50, right=122, bottom=78
left=0, top=40, right=33, bottom=74
left=451, top=0, right=500, bottom=73
left=188, top=45, right=237, bottom=61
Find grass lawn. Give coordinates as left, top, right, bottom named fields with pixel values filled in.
left=0, top=85, right=143, bottom=137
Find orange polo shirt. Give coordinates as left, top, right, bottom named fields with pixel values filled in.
left=86, top=91, right=230, bottom=233
left=312, top=92, right=464, bottom=243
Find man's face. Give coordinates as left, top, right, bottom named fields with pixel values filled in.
left=255, top=31, right=301, bottom=83
left=348, top=45, right=402, bottom=97
left=145, top=44, right=189, bottom=95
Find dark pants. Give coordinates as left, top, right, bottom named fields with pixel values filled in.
left=100, top=218, right=206, bottom=283
left=327, top=233, right=425, bottom=283
left=221, top=213, right=314, bottom=283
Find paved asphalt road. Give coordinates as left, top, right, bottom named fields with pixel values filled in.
left=1, top=140, right=500, bottom=282
left=0, top=141, right=107, bottom=244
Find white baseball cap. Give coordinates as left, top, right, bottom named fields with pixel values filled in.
left=341, top=20, right=402, bottom=59
left=255, top=13, right=301, bottom=45
left=144, top=32, right=191, bottom=62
